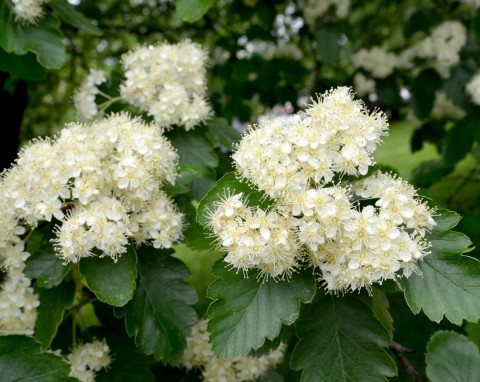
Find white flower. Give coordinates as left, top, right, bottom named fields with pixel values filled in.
left=1, top=113, right=183, bottom=265
left=120, top=41, right=211, bottom=130
left=10, top=0, right=49, bottom=24
left=466, top=71, right=480, bottom=106
left=73, top=69, right=107, bottom=122
left=211, top=87, right=435, bottom=292
left=352, top=47, right=398, bottom=79
left=353, top=73, right=376, bottom=97
left=181, top=319, right=285, bottom=382
left=410, top=21, right=467, bottom=78
left=233, top=87, right=388, bottom=199
left=0, top=266, right=39, bottom=336
left=303, top=0, right=350, bottom=27
left=67, top=339, right=111, bottom=382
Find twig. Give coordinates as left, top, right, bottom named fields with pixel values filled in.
left=390, top=341, right=422, bottom=382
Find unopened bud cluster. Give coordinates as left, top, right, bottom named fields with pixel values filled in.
left=181, top=319, right=285, bottom=382
left=208, top=87, right=436, bottom=292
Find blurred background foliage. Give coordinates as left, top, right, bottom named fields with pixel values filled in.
left=3, top=0, right=480, bottom=380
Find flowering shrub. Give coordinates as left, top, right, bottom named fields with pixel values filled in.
left=1, top=1, right=480, bottom=382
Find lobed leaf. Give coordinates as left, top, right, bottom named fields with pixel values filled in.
left=290, top=295, right=397, bottom=382
left=122, top=247, right=197, bottom=363
left=174, top=0, right=215, bottom=23
left=401, top=210, right=480, bottom=325
left=0, top=336, right=73, bottom=381
left=34, top=280, right=75, bottom=349
left=79, top=245, right=137, bottom=307
left=426, top=331, right=480, bottom=382
left=207, top=261, right=316, bottom=358
left=0, top=2, right=67, bottom=69
left=24, top=223, right=71, bottom=288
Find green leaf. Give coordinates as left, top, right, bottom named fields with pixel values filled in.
left=24, top=224, right=71, bottom=288
left=174, top=0, right=214, bottom=23
left=410, top=69, right=442, bottom=119
left=79, top=245, right=137, bottom=307
left=163, top=164, right=203, bottom=196
left=34, top=280, right=75, bottom=349
left=465, top=321, right=480, bottom=349
left=167, top=127, right=218, bottom=170
left=290, top=295, right=397, bottom=382
left=197, top=172, right=272, bottom=226
left=401, top=211, right=480, bottom=325
left=426, top=331, right=480, bottom=382
left=442, top=117, right=476, bottom=166
left=49, top=0, right=102, bottom=35
left=404, top=8, right=441, bottom=38
left=443, top=65, right=474, bottom=108
left=207, top=261, right=316, bottom=358
left=411, top=159, right=454, bottom=188
left=206, top=117, right=241, bottom=150
left=122, top=247, right=197, bottom=363
left=0, top=335, right=73, bottom=381
left=431, top=209, right=462, bottom=232
left=0, top=2, right=67, bottom=69
left=372, top=288, right=394, bottom=335
left=0, top=48, right=46, bottom=80
left=177, top=195, right=213, bottom=251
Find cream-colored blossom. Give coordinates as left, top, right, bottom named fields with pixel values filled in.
left=0, top=113, right=183, bottom=265
left=352, top=47, right=397, bottom=79
left=67, top=339, right=111, bottom=382
left=353, top=73, right=376, bottom=97
left=0, top=267, right=38, bottom=336
left=411, top=21, right=467, bottom=78
left=182, top=319, right=285, bottom=382
left=73, top=69, right=107, bottom=122
left=303, top=0, right=350, bottom=27
left=466, top=71, right=480, bottom=106
left=10, top=0, right=49, bottom=24
left=120, top=41, right=211, bottom=130
left=210, top=87, right=436, bottom=292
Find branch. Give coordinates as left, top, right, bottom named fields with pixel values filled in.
left=390, top=341, right=422, bottom=382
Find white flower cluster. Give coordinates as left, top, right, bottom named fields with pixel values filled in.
left=208, top=87, right=436, bottom=292
left=352, top=47, right=398, bottom=79
left=73, top=69, right=107, bottom=122
left=406, top=21, right=467, bottom=78
left=431, top=91, right=466, bottom=120
left=0, top=113, right=183, bottom=264
left=303, top=0, right=350, bottom=26
left=181, top=319, right=285, bottom=382
left=10, top=0, right=48, bottom=24
left=120, top=41, right=211, bottom=130
left=353, top=72, right=376, bottom=97
left=466, top=71, right=480, bottom=105
left=233, top=87, right=388, bottom=199
left=208, top=192, right=298, bottom=278
left=67, top=339, right=111, bottom=382
left=0, top=266, right=39, bottom=336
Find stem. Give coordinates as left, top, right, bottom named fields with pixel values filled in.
left=390, top=341, right=422, bottom=382
left=97, top=96, right=123, bottom=115
left=72, top=313, right=77, bottom=347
